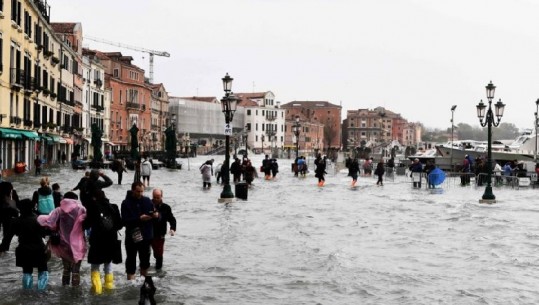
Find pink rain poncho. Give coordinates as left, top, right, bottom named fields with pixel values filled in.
left=38, top=198, right=87, bottom=263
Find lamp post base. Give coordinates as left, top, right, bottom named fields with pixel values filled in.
left=218, top=197, right=236, bottom=204
left=479, top=199, right=496, bottom=204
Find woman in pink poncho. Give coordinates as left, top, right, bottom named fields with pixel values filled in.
left=38, top=191, right=87, bottom=286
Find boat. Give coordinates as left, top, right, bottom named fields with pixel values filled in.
left=408, top=130, right=539, bottom=171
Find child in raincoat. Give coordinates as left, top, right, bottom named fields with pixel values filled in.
left=38, top=192, right=87, bottom=287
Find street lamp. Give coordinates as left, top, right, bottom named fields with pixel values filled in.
left=219, top=73, right=238, bottom=201
left=244, top=124, right=249, bottom=158
left=293, top=116, right=301, bottom=160
left=535, top=99, right=539, bottom=163
left=450, top=105, right=457, bottom=172
left=476, top=81, right=505, bottom=203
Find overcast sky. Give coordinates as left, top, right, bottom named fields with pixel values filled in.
left=50, top=0, right=539, bottom=130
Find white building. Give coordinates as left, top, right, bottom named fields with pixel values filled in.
left=236, top=91, right=285, bottom=156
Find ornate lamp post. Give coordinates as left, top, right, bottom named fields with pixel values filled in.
left=476, top=81, right=505, bottom=203
left=450, top=105, right=457, bottom=172
left=293, top=116, right=301, bottom=160
left=243, top=124, right=249, bottom=158
left=535, top=99, right=539, bottom=163
left=219, top=73, right=238, bottom=201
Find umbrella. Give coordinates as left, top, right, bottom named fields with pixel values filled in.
left=428, top=167, right=446, bottom=186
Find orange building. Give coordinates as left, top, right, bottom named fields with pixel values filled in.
left=96, top=52, right=152, bottom=151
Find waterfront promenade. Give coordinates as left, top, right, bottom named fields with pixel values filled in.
left=0, top=155, right=538, bottom=304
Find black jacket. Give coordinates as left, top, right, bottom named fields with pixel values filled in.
left=84, top=198, right=123, bottom=264
left=153, top=202, right=177, bottom=238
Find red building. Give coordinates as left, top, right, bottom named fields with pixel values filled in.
left=281, top=101, right=342, bottom=151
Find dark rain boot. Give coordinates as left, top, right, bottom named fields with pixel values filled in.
left=62, top=269, right=71, bottom=286
left=155, top=256, right=163, bottom=270
left=71, top=273, right=80, bottom=286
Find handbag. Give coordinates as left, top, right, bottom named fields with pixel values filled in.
left=131, top=227, right=143, bottom=243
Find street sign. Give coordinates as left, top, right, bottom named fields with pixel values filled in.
left=224, top=123, right=232, bottom=135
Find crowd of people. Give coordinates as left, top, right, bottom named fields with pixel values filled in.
left=0, top=169, right=176, bottom=296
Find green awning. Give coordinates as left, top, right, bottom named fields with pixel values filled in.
left=41, top=133, right=61, bottom=144
left=20, top=130, right=39, bottom=140
left=47, top=134, right=62, bottom=143
left=0, top=128, right=23, bottom=139
left=40, top=134, right=53, bottom=142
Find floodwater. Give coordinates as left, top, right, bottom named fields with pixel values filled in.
left=1, top=155, right=539, bottom=305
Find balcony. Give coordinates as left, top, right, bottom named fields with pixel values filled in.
left=24, top=119, right=33, bottom=127
left=10, top=68, right=24, bottom=90
left=265, top=114, right=277, bottom=121
left=33, top=0, right=51, bottom=22
left=51, top=56, right=60, bottom=66
left=94, top=79, right=103, bottom=87
left=126, top=102, right=140, bottom=110
left=91, top=104, right=104, bottom=112
left=10, top=116, right=22, bottom=126
left=24, top=77, right=36, bottom=94
left=43, top=49, right=53, bottom=58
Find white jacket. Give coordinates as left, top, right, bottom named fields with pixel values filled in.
left=141, top=160, right=152, bottom=176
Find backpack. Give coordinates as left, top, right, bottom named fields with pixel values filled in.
left=96, top=205, right=115, bottom=232
left=38, top=194, right=55, bottom=215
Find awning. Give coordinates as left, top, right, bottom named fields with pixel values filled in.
left=58, top=137, right=67, bottom=144
left=46, top=134, right=62, bottom=143
left=20, top=130, right=39, bottom=140
left=0, top=128, right=23, bottom=139
left=40, top=134, right=53, bottom=142
left=63, top=137, right=74, bottom=144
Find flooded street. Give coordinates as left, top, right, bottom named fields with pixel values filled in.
left=1, top=155, right=539, bottom=304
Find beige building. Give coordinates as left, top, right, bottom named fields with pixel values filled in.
left=0, top=0, right=83, bottom=173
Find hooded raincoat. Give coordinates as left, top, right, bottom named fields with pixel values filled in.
left=38, top=198, right=87, bottom=263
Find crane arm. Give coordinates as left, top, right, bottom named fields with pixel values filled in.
left=84, top=35, right=170, bottom=57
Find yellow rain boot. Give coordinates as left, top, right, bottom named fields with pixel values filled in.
left=104, top=273, right=114, bottom=290
left=91, top=271, right=102, bottom=295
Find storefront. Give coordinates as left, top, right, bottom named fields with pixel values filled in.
left=0, top=128, right=39, bottom=174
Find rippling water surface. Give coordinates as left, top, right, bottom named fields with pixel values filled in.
left=1, top=155, right=539, bottom=305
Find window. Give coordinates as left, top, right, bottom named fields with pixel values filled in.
left=62, top=54, right=69, bottom=70
left=246, top=109, right=251, bottom=115
left=129, top=70, right=138, bottom=80
left=113, top=68, right=119, bottom=78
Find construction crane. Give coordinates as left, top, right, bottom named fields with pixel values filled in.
left=84, top=35, right=170, bottom=83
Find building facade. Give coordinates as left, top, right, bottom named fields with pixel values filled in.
left=0, top=1, right=86, bottom=174
left=149, top=83, right=169, bottom=151
left=236, top=92, right=284, bottom=156
left=99, top=52, right=152, bottom=152
left=281, top=101, right=342, bottom=151
left=169, top=96, right=246, bottom=155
